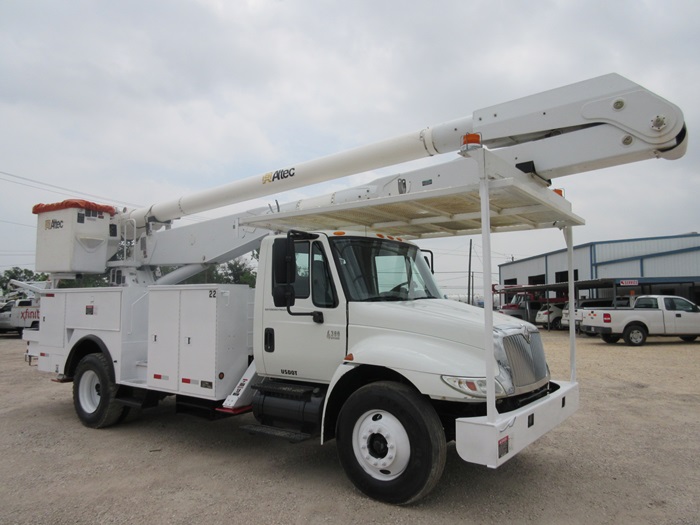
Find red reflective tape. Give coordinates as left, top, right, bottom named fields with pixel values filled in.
left=40, top=352, right=48, bottom=357
left=153, top=374, right=162, bottom=380
left=182, top=378, right=191, bottom=384
left=32, top=199, right=116, bottom=216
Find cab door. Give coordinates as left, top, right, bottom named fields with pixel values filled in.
left=663, top=297, right=700, bottom=334
left=259, top=237, right=347, bottom=383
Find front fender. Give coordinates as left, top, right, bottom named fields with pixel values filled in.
left=321, top=361, right=414, bottom=444
left=320, top=332, right=489, bottom=443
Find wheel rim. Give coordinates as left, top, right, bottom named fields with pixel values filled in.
left=630, top=329, right=644, bottom=344
left=351, top=410, right=411, bottom=481
left=78, top=370, right=102, bottom=414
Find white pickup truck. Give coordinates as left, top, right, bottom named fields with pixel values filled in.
left=0, top=298, right=40, bottom=336
left=580, top=295, right=700, bottom=346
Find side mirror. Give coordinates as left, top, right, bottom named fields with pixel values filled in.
left=272, top=238, right=296, bottom=285
left=273, top=284, right=295, bottom=308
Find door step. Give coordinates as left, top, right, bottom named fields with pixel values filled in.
left=252, top=381, right=317, bottom=400
left=240, top=424, right=311, bottom=443
left=115, top=389, right=161, bottom=409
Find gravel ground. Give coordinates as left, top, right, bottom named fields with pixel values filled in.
left=0, top=331, right=698, bottom=525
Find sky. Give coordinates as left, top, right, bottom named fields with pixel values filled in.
left=1, top=0, right=698, bottom=296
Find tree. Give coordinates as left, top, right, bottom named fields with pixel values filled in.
left=1, top=254, right=257, bottom=296
left=168, top=256, right=257, bottom=287
left=56, top=273, right=109, bottom=289
left=219, top=258, right=257, bottom=287
left=0, top=267, right=49, bottom=296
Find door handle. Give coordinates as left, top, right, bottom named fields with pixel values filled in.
left=264, top=328, right=275, bottom=352
left=676, top=313, right=682, bottom=318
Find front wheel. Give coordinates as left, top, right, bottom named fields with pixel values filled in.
left=680, top=336, right=697, bottom=343
left=73, top=353, right=128, bottom=428
left=336, top=381, right=446, bottom=505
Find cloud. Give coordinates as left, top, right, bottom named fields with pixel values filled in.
left=0, top=0, right=697, bottom=282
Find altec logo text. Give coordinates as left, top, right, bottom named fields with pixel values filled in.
left=262, top=167, right=295, bottom=184
left=44, top=219, right=64, bottom=230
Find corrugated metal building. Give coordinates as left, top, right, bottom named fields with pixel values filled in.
left=499, top=233, right=700, bottom=302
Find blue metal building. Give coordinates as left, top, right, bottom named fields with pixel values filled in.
left=499, top=233, right=700, bottom=302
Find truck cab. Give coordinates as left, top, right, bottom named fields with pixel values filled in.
left=255, top=231, right=443, bottom=382
left=498, top=293, right=543, bottom=323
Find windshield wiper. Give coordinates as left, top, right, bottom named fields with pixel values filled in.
left=362, top=295, right=405, bottom=302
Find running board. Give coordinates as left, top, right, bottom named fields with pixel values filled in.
left=240, top=424, right=312, bottom=443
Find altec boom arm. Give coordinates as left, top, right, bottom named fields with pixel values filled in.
left=127, top=73, right=686, bottom=228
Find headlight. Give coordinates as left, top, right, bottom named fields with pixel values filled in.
left=441, top=375, right=506, bottom=398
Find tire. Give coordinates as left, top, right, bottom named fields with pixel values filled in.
left=623, top=324, right=647, bottom=347
left=601, top=334, right=620, bottom=344
left=336, top=381, right=446, bottom=505
left=680, top=336, right=697, bottom=342
left=73, top=353, right=128, bottom=428
left=550, top=317, right=562, bottom=330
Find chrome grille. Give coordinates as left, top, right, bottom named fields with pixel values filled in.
left=502, top=332, right=548, bottom=388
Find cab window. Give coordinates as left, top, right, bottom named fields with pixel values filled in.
left=311, top=243, right=337, bottom=308
left=272, top=240, right=337, bottom=308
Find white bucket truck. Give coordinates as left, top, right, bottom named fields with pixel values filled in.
left=24, top=74, right=686, bottom=503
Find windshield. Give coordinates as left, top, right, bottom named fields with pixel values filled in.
left=330, top=237, right=443, bottom=302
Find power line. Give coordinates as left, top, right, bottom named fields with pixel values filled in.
left=0, top=169, right=208, bottom=224
left=0, top=169, right=142, bottom=208
left=0, top=219, right=36, bottom=228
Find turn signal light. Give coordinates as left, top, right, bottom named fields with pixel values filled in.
left=462, top=133, right=481, bottom=146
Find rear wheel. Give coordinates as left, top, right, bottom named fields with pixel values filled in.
left=73, top=353, right=128, bottom=428
left=336, top=381, right=446, bottom=505
left=602, top=334, right=620, bottom=344
left=623, top=324, right=647, bottom=346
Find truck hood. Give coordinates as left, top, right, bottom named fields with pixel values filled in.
left=348, top=299, right=533, bottom=346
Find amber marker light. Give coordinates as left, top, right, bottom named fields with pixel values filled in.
left=462, top=133, right=481, bottom=146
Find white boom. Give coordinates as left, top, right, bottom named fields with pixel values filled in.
left=127, top=73, right=686, bottom=228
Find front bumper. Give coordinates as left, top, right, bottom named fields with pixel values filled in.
left=455, top=380, right=578, bottom=468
